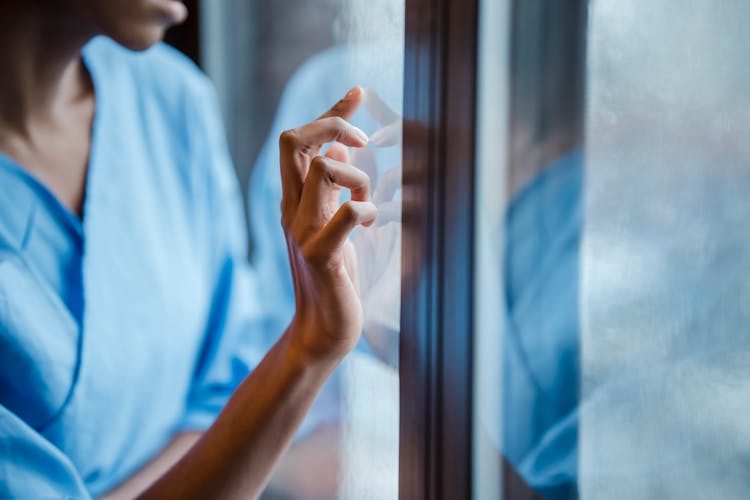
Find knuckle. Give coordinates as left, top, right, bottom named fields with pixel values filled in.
left=330, top=116, right=347, bottom=129
left=301, top=241, right=326, bottom=266
left=279, top=129, right=299, bottom=149
left=360, top=170, right=372, bottom=190
left=310, top=156, right=329, bottom=177
left=340, top=201, right=359, bottom=222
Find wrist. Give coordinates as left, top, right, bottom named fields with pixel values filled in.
left=283, top=319, right=351, bottom=369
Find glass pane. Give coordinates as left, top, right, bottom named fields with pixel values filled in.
left=581, top=1, right=750, bottom=497
left=474, top=1, right=585, bottom=498
left=200, top=1, right=404, bottom=498
left=476, top=0, right=750, bottom=498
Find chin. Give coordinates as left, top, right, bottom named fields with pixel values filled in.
left=109, top=25, right=169, bottom=51
left=72, top=0, right=188, bottom=51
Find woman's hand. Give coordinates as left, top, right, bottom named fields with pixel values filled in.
left=279, top=86, right=377, bottom=363
left=137, top=88, right=377, bottom=500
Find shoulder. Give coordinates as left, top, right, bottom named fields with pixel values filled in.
left=83, top=37, right=217, bottom=121
left=81, top=38, right=232, bottom=221
left=83, top=36, right=226, bottom=167
left=83, top=36, right=211, bottom=90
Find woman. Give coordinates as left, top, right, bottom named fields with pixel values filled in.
left=0, top=0, right=376, bottom=497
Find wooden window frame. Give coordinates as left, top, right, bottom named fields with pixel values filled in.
left=400, top=0, right=479, bottom=497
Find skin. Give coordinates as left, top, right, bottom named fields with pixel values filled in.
left=0, top=0, right=376, bottom=498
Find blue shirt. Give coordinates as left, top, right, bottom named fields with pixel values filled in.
left=503, top=151, right=581, bottom=499
left=0, top=38, right=266, bottom=497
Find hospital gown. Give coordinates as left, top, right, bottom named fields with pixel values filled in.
left=0, top=37, right=267, bottom=497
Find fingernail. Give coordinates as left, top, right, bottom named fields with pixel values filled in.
left=353, top=126, right=369, bottom=143
left=345, top=86, right=361, bottom=100
left=370, top=129, right=385, bottom=146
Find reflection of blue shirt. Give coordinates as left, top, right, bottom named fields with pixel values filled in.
left=503, top=150, right=582, bottom=499
left=0, top=38, right=265, bottom=497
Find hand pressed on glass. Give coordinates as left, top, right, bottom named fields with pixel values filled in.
left=279, top=86, right=377, bottom=362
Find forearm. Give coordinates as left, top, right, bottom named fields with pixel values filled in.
left=139, top=328, right=340, bottom=500
left=133, top=88, right=372, bottom=499
left=102, top=432, right=202, bottom=500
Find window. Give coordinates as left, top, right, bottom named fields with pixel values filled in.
left=199, top=1, right=403, bottom=498
left=472, top=0, right=750, bottom=498
left=581, top=1, right=750, bottom=497
left=187, top=0, right=749, bottom=497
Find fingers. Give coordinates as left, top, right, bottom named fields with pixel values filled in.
left=304, top=201, right=378, bottom=263
left=350, top=146, right=378, bottom=188
left=370, top=120, right=402, bottom=148
left=373, top=165, right=402, bottom=203
left=297, top=156, right=372, bottom=230
left=323, top=144, right=348, bottom=212
left=279, top=116, right=368, bottom=226
left=325, top=143, right=349, bottom=163
left=373, top=201, right=401, bottom=226
left=282, top=117, right=368, bottom=153
left=318, top=86, right=365, bottom=121
left=363, top=88, right=402, bottom=155
left=363, top=87, right=401, bottom=126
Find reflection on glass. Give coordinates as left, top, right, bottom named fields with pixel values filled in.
left=581, top=1, right=750, bottom=498
left=203, top=1, right=403, bottom=498
left=474, top=1, right=585, bottom=499
left=478, top=1, right=749, bottom=498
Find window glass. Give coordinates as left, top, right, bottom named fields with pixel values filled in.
left=474, top=1, right=585, bottom=498
left=581, top=1, right=750, bottom=497
left=476, top=0, right=750, bottom=498
left=200, top=1, right=404, bottom=498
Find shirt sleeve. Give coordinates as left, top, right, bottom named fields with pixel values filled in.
left=180, top=56, right=348, bottom=436
left=0, top=404, right=90, bottom=498
left=177, top=73, right=340, bottom=435
left=176, top=78, right=268, bottom=432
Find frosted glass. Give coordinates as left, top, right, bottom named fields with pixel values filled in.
left=337, top=2, right=404, bottom=499
left=581, top=1, right=750, bottom=498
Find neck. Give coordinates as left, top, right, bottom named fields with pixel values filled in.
left=0, top=2, right=96, bottom=136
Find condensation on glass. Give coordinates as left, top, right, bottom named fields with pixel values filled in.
left=580, top=1, right=750, bottom=498
left=477, top=0, right=750, bottom=498
left=201, top=1, right=404, bottom=498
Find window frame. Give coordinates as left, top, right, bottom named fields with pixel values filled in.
left=399, top=0, right=479, bottom=497
left=400, top=0, right=588, bottom=497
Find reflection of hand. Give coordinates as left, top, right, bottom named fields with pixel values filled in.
left=279, top=86, right=377, bottom=363
left=350, top=88, right=403, bottom=367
